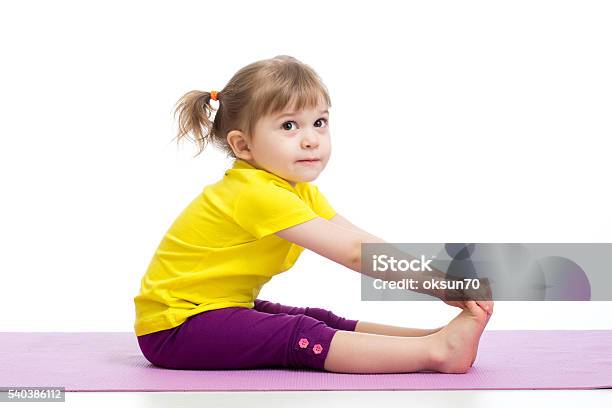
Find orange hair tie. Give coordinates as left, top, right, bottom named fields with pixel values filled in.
left=210, top=90, right=219, bottom=101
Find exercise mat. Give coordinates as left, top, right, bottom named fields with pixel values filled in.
left=0, top=330, right=610, bottom=391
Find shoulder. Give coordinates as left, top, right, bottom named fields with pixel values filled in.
left=294, top=181, right=324, bottom=201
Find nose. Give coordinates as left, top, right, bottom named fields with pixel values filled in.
left=301, top=130, right=320, bottom=149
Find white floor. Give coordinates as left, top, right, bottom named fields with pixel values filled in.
left=9, top=390, right=611, bottom=407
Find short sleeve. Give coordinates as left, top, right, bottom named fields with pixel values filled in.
left=233, top=179, right=319, bottom=240
left=310, top=184, right=337, bottom=220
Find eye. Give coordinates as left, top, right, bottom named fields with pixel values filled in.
left=281, top=118, right=329, bottom=131
left=281, top=121, right=297, bottom=131
left=315, top=118, right=329, bottom=127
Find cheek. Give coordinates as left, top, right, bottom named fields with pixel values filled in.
left=321, top=135, right=331, bottom=150
left=258, top=137, right=293, bottom=160
left=254, top=136, right=279, bottom=153
left=279, top=138, right=297, bottom=152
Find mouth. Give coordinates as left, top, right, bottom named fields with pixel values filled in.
left=296, top=158, right=321, bottom=165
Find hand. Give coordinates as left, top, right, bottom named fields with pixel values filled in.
left=440, top=276, right=494, bottom=315
left=442, top=298, right=494, bottom=315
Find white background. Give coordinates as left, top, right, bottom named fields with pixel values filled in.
left=1, top=0, right=610, bottom=333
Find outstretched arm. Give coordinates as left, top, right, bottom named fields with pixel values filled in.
left=329, top=213, right=375, bottom=237
left=275, top=215, right=384, bottom=271
left=274, top=215, right=446, bottom=298
left=275, top=213, right=493, bottom=312
left=330, top=213, right=493, bottom=313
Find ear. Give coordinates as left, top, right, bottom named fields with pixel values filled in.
left=227, top=130, right=253, bottom=160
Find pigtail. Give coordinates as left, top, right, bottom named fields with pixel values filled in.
left=172, top=90, right=218, bottom=158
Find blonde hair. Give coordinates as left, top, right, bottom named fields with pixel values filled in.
left=172, top=55, right=332, bottom=158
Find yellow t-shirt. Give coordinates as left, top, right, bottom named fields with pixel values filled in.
left=133, top=158, right=337, bottom=336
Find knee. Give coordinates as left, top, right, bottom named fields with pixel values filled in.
left=306, top=307, right=356, bottom=331
left=305, top=307, right=334, bottom=322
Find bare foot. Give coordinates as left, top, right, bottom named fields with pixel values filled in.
left=428, top=301, right=489, bottom=373
left=469, top=305, right=493, bottom=367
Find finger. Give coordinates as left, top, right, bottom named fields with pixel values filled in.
left=465, top=300, right=481, bottom=316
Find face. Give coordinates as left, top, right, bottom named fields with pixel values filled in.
left=227, top=98, right=331, bottom=187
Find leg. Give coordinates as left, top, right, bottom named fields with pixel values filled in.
left=254, top=299, right=359, bottom=331
left=255, top=299, right=442, bottom=337
left=324, top=301, right=491, bottom=374
left=137, top=302, right=489, bottom=373
left=324, top=330, right=439, bottom=373
left=354, top=320, right=445, bottom=337
left=137, top=306, right=344, bottom=371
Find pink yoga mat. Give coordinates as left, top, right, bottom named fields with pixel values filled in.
left=1, top=330, right=611, bottom=391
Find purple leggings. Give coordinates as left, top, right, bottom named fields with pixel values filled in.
left=137, top=299, right=359, bottom=371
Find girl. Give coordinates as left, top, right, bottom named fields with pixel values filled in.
left=133, top=55, right=493, bottom=374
